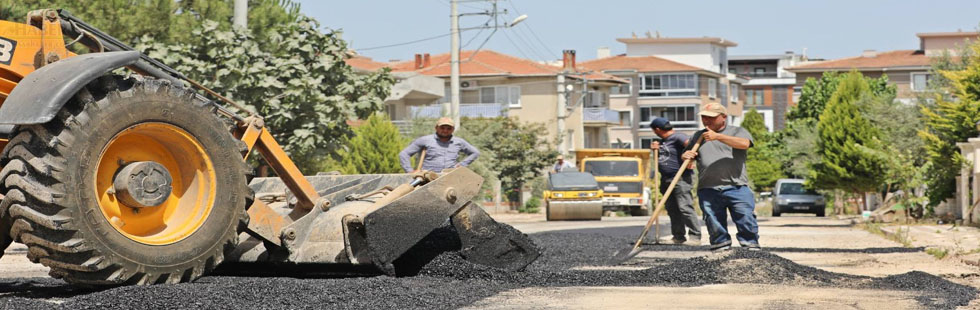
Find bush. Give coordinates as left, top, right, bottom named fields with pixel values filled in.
left=519, top=196, right=541, bottom=213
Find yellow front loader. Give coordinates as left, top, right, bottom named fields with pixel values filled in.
left=0, top=9, right=539, bottom=286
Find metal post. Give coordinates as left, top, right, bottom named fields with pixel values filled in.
left=557, top=74, right=566, bottom=152
left=449, top=0, right=461, bottom=127
left=233, top=0, right=248, bottom=28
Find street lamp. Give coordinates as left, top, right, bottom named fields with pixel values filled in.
left=508, top=14, right=528, bottom=27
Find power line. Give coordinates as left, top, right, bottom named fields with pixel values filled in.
left=355, top=33, right=451, bottom=51
left=505, top=24, right=546, bottom=61
left=505, top=0, right=558, bottom=59
left=500, top=29, right=534, bottom=60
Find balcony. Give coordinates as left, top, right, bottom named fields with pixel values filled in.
left=409, top=103, right=508, bottom=119
left=583, top=108, right=620, bottom=126
left=742, top=72, right=778, bottom=78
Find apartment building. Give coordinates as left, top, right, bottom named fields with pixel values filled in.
left=728, top=52, right=805, bottom=131
left=346, top=50, right=627, bottom=152
left=787, top=31, right=978, bottom=104
left=580, top=36, right=744, bottom=149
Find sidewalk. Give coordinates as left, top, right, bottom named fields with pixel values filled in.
left=878, top=223, right=980, bottom=267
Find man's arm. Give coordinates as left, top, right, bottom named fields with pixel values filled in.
left=458, top=139, right=481, bottom=167
left=700, top=129, right=752, bottom=150
left=399, top=139, right=424, bottom=173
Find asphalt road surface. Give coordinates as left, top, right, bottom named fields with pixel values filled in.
left=0, top=214, right=977, bottom=309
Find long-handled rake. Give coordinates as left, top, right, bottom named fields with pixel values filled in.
left=610, top=134, right=704, bottom=264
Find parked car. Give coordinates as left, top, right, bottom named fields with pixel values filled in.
left=773, top=179, right=826, bottom=217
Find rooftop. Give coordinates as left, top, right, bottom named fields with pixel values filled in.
left=786, top=50, right=930, bottom=72
left=615, top=37, right=737, bottom=47
left=349, top=50, right=626, bottom=83
left=916, top=31, right=980, bottom=38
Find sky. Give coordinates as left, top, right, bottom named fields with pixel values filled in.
left=296, top=0, right=980, bottom=63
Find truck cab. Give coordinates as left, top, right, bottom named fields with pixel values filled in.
left=575, top=149, right=651, bottom=216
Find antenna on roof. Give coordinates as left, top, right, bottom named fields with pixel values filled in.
left=645, top=31, right=652, bottom=38
left=655, top=31, right=661, bottom=38
left=631, top=31, right=637, bottom=38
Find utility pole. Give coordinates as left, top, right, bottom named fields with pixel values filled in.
left=448, top=1, right=527, bottom=128
left=557, top=74, right=567, bottom=152
left=449, top=0, right=461, bottom=126
left=233, top=0, right=248, bottom=28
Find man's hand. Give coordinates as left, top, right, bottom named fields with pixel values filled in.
left=682, top=150, right=698, bottom=161
left=701, top=129, right=722, bottom=141
left=650, top=141, right=660, bottom=151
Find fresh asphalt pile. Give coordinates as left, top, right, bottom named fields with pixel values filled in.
left=0, top=228, right=976, bottom=310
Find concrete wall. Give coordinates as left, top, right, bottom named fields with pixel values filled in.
left=923, top=36, right=977, bottom=56
left=625, top=43, right=724, bottom=73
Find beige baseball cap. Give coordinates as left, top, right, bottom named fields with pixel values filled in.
left=436, top=117, right=455, bottom=127
left=698, top=102, right=727, bottom=117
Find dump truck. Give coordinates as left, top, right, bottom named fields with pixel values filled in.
left=575, top=149, right=651, bottom=216
left=542, top=171, right=602, bottom=221
left=0, top=9, right=539, bottom=286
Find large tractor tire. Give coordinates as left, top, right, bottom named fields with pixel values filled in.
left=0, top=76, right=250, bottom=286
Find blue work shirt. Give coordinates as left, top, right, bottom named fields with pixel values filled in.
left=399, top=134, right=480, bottom=173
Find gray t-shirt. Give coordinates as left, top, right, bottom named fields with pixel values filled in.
left=689, top=125, right=754, bottom=189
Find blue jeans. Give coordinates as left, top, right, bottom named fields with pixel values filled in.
left=697, top=185, right=759, bottom=249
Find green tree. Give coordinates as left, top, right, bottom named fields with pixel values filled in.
left=330, top=113, right=405, bottom=174
left=919, top=41, right=980, bottom=207
left=473, top=117, right=557, bottom=206
left=135, top=17, right=394, bottom=173
left=787, top=71, right=896, bottom=121
left=810, top=72, right=886, bottom=201
left=741, top=108, right=783, bottom=192
left=2, top=0, right=301, bottom=45
left=772, top=120, right=819, bottom=178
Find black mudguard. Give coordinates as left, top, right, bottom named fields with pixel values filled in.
left=0, top=51, right=139, bottom=125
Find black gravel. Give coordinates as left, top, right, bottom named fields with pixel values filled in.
left=0, top=230, right=976, bottom=310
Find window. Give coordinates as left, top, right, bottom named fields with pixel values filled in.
left=585, top=91, right=608, bottom=107
left=728, top=68, right=736, bottom=74
left=617, top=110, right=632, bottom=127
left=610, top=78, right=632, bottom=96
left=730, top=84, right=739, bottom=102
left=639, top=106, right=697, bottom=129
left=479, top=86, right=521, bottom=107
left=639, top=73, right=697, bottom=97
left=708, top=78, right=718, bottom=99
left=754, top=67, right=766, bottom=74
left=745, top=89, right=763, bottom=106
left=911, top=72, right=932, bottom=92
left=640, top=137, right=654, bottom=150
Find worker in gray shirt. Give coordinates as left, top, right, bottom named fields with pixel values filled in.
left=681, top=102, right=758, bottom=252
left=399, top=117, right=480, bottom=173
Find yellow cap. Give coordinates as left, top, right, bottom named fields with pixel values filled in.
left=698, top=102, right=727, bottom=117
left=436, top=117, right=455, bottom=127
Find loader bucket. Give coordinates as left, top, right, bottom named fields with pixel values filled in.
left=230, top=167, right=540, bottom=275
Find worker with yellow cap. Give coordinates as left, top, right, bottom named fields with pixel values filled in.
left=399, top=117, right=481, bottom=173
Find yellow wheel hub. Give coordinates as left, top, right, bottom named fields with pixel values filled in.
left=95, top=123, right=217, bottom=245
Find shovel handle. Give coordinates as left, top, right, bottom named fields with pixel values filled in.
left=416, top=148, right=426, bottom=171
left=631, top=134, right=705, bottom=249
